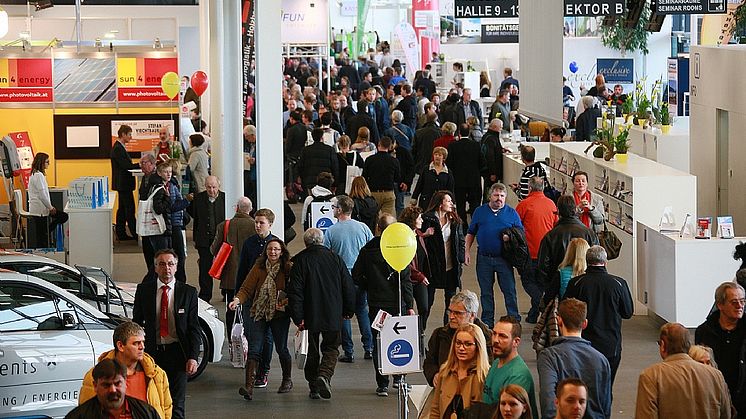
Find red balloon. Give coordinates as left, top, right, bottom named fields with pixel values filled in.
left=190, top=71, right=209, bottom=97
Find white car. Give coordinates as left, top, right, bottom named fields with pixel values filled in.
left=0, top=272, right=116, bottom=418
left=0, top=251, right=224, bottom=381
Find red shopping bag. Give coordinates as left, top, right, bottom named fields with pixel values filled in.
left=209, top=220, right=233, bottom=279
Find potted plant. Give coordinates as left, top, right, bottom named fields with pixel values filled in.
left=614, top=128, right=631, bottom=163
left=636, top=95, right=651, bottom=128
left=586, top=115, right=618, bottom=161
left=621, top=94, right=635, bottom=123
left=659, top=104, right=673, bottom=134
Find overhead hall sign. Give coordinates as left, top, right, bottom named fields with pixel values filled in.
left=651, top=0, right=726, bottom=14
left=455, top=0, right=520, bottom=18
left=564, top=0, right=626, bottom=16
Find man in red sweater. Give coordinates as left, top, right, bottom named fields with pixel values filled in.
left=516, top=176, right=558, bottom=323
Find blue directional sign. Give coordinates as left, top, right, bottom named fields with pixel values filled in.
left=379, top=315, right=421, bottom=375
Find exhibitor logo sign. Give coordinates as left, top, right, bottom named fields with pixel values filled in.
left=651, top=0, right=726, bottom=14
left=481, top=23, right=519, bottom=43
left=564, top=0, right=626, bottom=16
left=455, top=0, right=519, bottom=18
left=597, top=58, right=634, bottom=84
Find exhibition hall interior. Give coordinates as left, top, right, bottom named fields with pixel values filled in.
left=0, top=0, right=745, bottom=418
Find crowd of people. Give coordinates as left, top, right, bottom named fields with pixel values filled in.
left=89, top=52, right=746, bottom=419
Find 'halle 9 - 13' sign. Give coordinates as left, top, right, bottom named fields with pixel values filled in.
left=564, top=0, right=626, bottom=16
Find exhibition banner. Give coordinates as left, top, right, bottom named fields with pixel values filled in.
left=116, top=57, right=178, bottom=102
left=563, top=0, right=625, bottom=16
left=8, top=131, right=34, bottom=188
left=280, top=0, right=329, bottom=44
left=242, top=0, right=255, bottom=118
left=111, top=120, right=176, bottom=153
left=651, top=0, right=726, bottom=14
left=596, top=58, right=634, bottom=83
left=0, top=58, right=53, bottom=103
left=481, top=23, right=519, bottom=43
left=455, top=0, right=519, bottom=18
left=393, top=22, right=421, bottom=74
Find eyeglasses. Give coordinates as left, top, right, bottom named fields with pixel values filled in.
left=728, top=298, right=746, bottom=307
left=446, top=309, right=468, bottom=317
left=157, top=262, right=177, bottom=267
left=454, top=340, right=476, bottom=349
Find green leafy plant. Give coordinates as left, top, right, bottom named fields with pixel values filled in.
left=586, top=115, right=630, bottom=160
left=600, top=1, right=652, bottom=55
left=660, top=103, right=672, bottom=125
left=614, top=128, right=631, bottom=153
left=621, top=93, right=635, bottom=116
left=636, top=95, right=651, bottom=120
left=730, top=3, right=746, bottom=37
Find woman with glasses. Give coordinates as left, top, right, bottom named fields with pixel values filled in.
left=228, top=238, right=293, bottom=400
left=422, top=190, right=465, bottom=326
left=430, top=323, right=490, bottom=419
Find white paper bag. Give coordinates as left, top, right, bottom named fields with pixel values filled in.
left=344, top=153, right=363, bottom=194
left=230, top=307, right=248, bottom=368
left=294, top=329, right=309, bottom=370
left=136, top=186, right=166, bottom=236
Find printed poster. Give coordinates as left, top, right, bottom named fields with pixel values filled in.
left=111, top=120, right=176, bottom=153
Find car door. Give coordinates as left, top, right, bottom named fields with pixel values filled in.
left=0, top=281, right=99, bottom=418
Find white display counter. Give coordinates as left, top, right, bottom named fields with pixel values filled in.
left=628, top=118, right=690, bottom=173
left=502, top=141, right=550, bottom=208
left=65, top=191, right=116, bottom=275
left=636, top=222, right=741, bottom=327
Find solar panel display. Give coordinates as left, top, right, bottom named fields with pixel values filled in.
left=54, top=58, right=116, bottom=102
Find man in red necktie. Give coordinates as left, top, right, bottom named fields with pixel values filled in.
left=134, top=249, right=200, bottom=419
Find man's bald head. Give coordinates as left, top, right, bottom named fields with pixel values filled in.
left=659, top=322, right=691, bottom=358
left=205, top=176, right=220, bottom=199
left=159, top=126, right=170, bottom=142
left=236, top=196, right=253, bottom=214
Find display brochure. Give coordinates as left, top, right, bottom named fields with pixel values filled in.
left=717, top=216, right=734, bottom=239
left=695, top=217, right=712, bottom=239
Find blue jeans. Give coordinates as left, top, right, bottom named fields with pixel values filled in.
left=242, top=304, right=275, bottom=375
left=341, top=286, right=373, bottom=356
left=246, top=313, right=291, bottom=364
left=395, top=190, right=408, bottom=217
left=517, top=258, right=543, bottom=321
left=476, top=253, right=520, bottom=327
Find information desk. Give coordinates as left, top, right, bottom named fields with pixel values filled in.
left=636, top=222, right=741, bottom=327
left=65, top=191, right=116, bottom=275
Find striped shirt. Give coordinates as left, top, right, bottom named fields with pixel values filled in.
left=517, top=162, right=547, bottom=200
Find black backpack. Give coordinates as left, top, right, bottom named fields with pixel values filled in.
left=501, top=226, right=530, bottom=271
left=351, top=196, right=379, bottom=232
left=304, top=193, right=335, bottom=230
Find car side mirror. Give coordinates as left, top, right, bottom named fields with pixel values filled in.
left=62, top=312, right=77, bottom=328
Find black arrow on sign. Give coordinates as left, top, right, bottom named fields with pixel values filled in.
left=393, top=322, right=406, bottom=335
left=320, top=206, right=330, bottom=214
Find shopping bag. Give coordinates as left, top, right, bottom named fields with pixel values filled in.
left=597, top=221, right=622, bottom=260
left=136, top=186, right=166, bottom=236
left=208, top=221, right=232, bottom=279
left=294, top=329, right=309, bottom=369
left=230, top=306, right=248, bottom=368
left=344, top=153, right=363, bottom=194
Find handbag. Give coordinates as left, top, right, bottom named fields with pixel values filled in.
left=230, top=306, right=248, bottom=368
left=294, top=329, right=309, bottom=369
left=136, top=186, right=166, bottom=237
left=597, top=221, right=622, bottom=260
left=208, top=220, right=233, bottom=279
left=344, top=153, right=363, bottom=194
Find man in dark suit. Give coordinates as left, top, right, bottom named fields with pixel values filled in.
left=448, top=124, right=486, bottom=232
left=133, top=249, right=200, bottom=419
left=345, top=100, right=380, bottom=145
left=186, top=176, right=225, bottom=302
left=111, top=124, right=141, bottom=241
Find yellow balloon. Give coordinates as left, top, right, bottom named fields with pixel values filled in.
left=380, top=222, right=417, bottom=272
left=160, top=71, right=180, bottom=100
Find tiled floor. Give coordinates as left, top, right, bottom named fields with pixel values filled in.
left=112, top=203, right=664, bottom=418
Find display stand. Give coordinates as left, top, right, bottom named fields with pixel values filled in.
left=636, top=222, right=741, bottom=327
left=502, top=142, right=550, bottom=208
left=65, top=191, right=116, bottom=275
left=545, top=143, right=697, bottom=314
left=627, top=118, right=690, bottom=173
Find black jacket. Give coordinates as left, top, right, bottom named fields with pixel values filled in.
left=346, top=112, right=380, bottom=145
left=395, top=95, right=418, bottom=130
left=394, top=146, right=415, bottom=190
left=363, top=151, right=401, bottom=191
left=298, top=142, right=339, bottom=190
left=65, top=396, right=160, bottom=419
left=110, top=141, right=139, bottom=191
left=455, top=100, right=484, bottom=130
left=413, top=77, right=436, bottom=100
left=187, top=191, right=226, bottom=248
left=133, top=280, right=201, bottom=362
left=352, top=236, right=414, bottom=311
left=351, top=196, right=379, bottom=232
left=138, top=172, right=160, bottom=202
left=481, top=130, right=504, bottom=181
left=285, top=122, right=308, bottom=160
left=411, top=166, right=455, bottom=209
left=412, top=121, right=442, bottom=174
left=339, top=64, right=361, bottom=90
left=288, top=244, right=356, bottom=332
left=421, top=211, right=465, bottom=288
left=447, top=137, right=485, bottom=189
left=563, top=265, right=634, bottom=360
left=575, top=107, right=601, bottom=142
left=536, top=216, right=598, bottom=285
left=695, top=310, right=746, bottom=412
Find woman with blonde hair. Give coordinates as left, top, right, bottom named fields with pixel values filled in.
left=494, top=384, right=533, bottom=419
left=430, top=323, right=490, bottom=419
left=348, top=176, right=379, bottom=231
left=479, top=71, right=492, bottom=98
left=689, top=345, right=718, bottom=368
left=543, top=238, right=590, bottom=306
